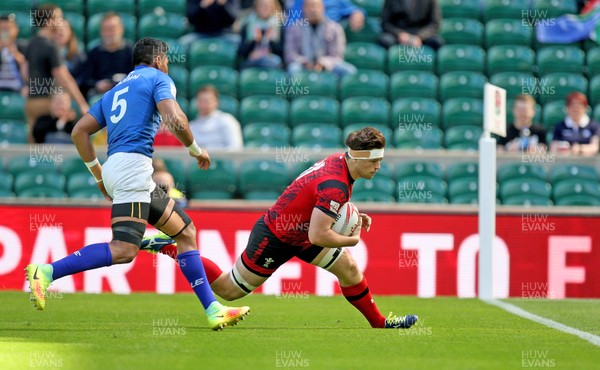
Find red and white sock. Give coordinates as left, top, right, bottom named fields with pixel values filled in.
left=341, top=277, right=386, bottom=328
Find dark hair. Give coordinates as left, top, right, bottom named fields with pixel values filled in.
left=33, top=4, right=60, bottom=29
left=196, top=85, right=220, bottom=100
left=133, top=37, right=168, bottom=66
left=345, top=126, right=386, bottom=150
left=0, top=14, right=16, bottom=22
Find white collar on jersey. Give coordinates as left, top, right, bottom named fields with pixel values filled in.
left=347, top=148, right=385, bottom=160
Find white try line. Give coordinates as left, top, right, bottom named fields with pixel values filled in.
left=485, top=299, right=600, bottom=348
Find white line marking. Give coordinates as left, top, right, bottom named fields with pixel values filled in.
left=485, top=299, right=600, bottom=347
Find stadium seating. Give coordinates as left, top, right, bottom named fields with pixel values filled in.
left=239, top=95, right=289, bottom=126
left=0, top=171, right=14, bottom=193
left=536, top=46, right=585, bottom=75
left=537, top=73, right=588, bottom=104
left=390, top=71, right=438, bottom=100
left=292, top=124, right=342, bottom=149
left=541, top=100, right=566, bottom=129
left=188, top=95, right=239, bottom=118
left=352, top=177, right=396, bottom=202
left=3, top=0, right=34, bottom=12
left=87, top=0, right=135, bottom=16
left=550, top=164, right=599, bottom=185
left=0, top=121, right=27, bottom=144
left=344, top=42, right=387, bottom=71
left=396, top=161, right=444, bottom=181
left=162, top=158, right=187, bottom=187
left=340, top=97, right=390, bottom=127
left=14, top=171, right=66, bottom=195
left=442, top=98, right=484, bottom=128
left=498, top=163, right=547, bottom=182
left=439, top=71, right=487, bottom=101
left=239, top=68, right=287, bottom=98
left=499, top=178, right=551, bottom=202
left=394, top=126, right=443, bottom=150
left=350, top=0, right=384, bottom=17
left=586, top=47, right=600, bottom=76
left=440, top=18, right=484, bottom=46
left=340, top=70, right=389, bottom=99
left=589, top=75, right=600, bottom=105
left=168, top=66, right=189, bottom=98
left=448, top=177, right=478, bottom=203
left=485, top=19, right=532, bottom=47
left=552, top=179, right=600, bottom=206
left=487, top=45, right=535, bottom=75
left=13, top=12, right=32, bottom=39
left=64, top=12, right=85, bottom=39
left=138, top=0, right=186, bottom=16
left=86, top=13, right=137, bottom=44
left=293, top=71, right=338, bottom=98
left=387, top=45, right=436, bottom=74
left=342, top=17, right=381, bottom=44
left=502, top=194, right=553, bottom=206
left=52, top=0, right=84, bottom=13
left=0, top=92, right=25, bottom=121
left=393, top=97, right=442, bottom=128
left=533, top=0, right=577, bottom=19
left=190, top=66, right=239, bottom=98
left=290, top=97, right=340, bottom=127
left=61, top=156, right=92, bottom=178
left=490, top=72, right=537, bottom=100
left=444, top=125, right=483, bottom=150
left=447, top=162, right=478, bottom=182
left=189, top=39, right=237, bottom=69
left=17, top=187, right=66, bottom=198
left=138, top=12, right=187, bottom=39
left=66, top=173, right=99, bottom=195
left=239, top=160, right=290, bottom=200
left=397, top=176, right=447, bottom=204
left=188, top=159, right=237, bottom=199
left=6, top=155, right=60, bottom=175
left=243, top=123, right=291, bottom=148
left=439, top=0, right=480, bottom=19
left=437, top=44, right=486, bottom=74
left=482, top=0, right=524, bottom=21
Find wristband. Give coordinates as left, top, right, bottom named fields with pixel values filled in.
left=84, top=158, right=102, bottom=183
left=187, top=140, right=202, bottom=156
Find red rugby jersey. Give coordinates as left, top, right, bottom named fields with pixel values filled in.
left=264, top=153, right=354, bottom=249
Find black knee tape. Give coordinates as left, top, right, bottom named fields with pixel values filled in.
left=169, top=204, right=192, bottom=238
left=112, top=202, right=150, bottom=220
left=148, top=187, right=170, bottom=225
left=112, top=220, right=146, bottom=246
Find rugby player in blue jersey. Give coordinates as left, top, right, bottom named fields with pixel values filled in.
left=25, top=37, right=249, bottom=330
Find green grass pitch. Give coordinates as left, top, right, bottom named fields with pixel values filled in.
left=1, top=292, right=599, bottom=369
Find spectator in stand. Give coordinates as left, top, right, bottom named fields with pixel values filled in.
left=238, top=0, right=284, bottom=69
left=25, top=4, right=88, bottom=138
left=285, top=0, right=356, bottom=77
left=497, top=94, right=547, bottom=153
left=0, top=14, right=27, bottom=95
left=53, top=18, right=85, bottom=89
left=180, top=0, right=241, bottom=46
left=285, top=0, right=365, bottom=31
left=378, top=0, right=444, bottom=50
left=551, top=92, right=600, bottom=156
left=189, top=85, right=243, bottom=150
left=81, top=13, right=133, bottom=97
left=32, top=92, right=77, bottom=144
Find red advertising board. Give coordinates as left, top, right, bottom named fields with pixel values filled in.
left=0, top=205, right=598, bottom=298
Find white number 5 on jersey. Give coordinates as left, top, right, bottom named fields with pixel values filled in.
left=110, top=86, right=129, bottom=124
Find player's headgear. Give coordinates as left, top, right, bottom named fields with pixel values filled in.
left=345, top=126, right=386, bottom=159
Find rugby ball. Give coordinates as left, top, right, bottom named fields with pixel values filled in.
left=331, top=202, right=360, bottom=236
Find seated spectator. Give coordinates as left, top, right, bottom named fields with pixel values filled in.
left=32, top=92, right=77, bottom=143
left=286, top=0, right=365, bottom=31
left=379, top=0, right=444, bottom=50
left=497, top=94, right=547, bottom=153
left=285, top=0, right=356, bottom=77
left=53, top=18, right=85, bottom=89
left=152, top=158, right=188, bottom=208
left=238, top=0, right=284, bottom=69
left=189, top=85, right=243, bottom=150
left=25, top=4, right=88, bottom=136
left=82, top=12, right=133, bottom=97
left=551, top=92, right=600, bottom=156
left=0, top=14, right=27, bottom=95
left=180, top=0, right=241, bottom=47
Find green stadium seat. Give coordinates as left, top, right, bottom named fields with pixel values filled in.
left=340, top=70, right=389, bottom=99
left=451, top=193, right=478, bottom=204
left=387, top=45, right=436, bottom=74
left=0, top=189, right=15, bottom=198
left=439, top=71, right=487, bottom=101
left=292, top=124, right=342, bottom=149
left=485, top=19, right=532, bottom=48
left=66, top=172, right=98, bottom=195
left=52, top=0, right=84, bottom=13
left=444, top=125, right=483, bottom=150
left=393, top=98, right=441, bottom=128
left=552, top=178, right=600, bottom=204
left=343, top=124, right=393, bottom=146
left=14, top=171, right=66, bottom=194
left=541, top=101, right=566, bottom=129
left=3, top=0, right=33, bottom=12
left=239, top=95, right=289, bottom=126
left=397, top=176, right=447, bottom=204
left=589, top=75, right=600, bottom=105
left=394, top=126, right=443, bottom=150
left=352, top=177, right=396, bottom=202
left=439, top=0, right=480, bottom=19
left=138, top=12, right=188, bottom=39
left=442, top=98, right=484, bottom=128
left=447, top=162, right=478, bottom=182
left=344, top=42, right=386, bottom=71
left=498, top=163, right=547, bottom=182
left=239, top=160, right=290, bottom=200
left=350, top=0, right=384, bottom=17
left=537, top=72, right=588, bottom=104
left=243, top=123, right=291, bottom=149
left=0, top=92, right=25, bottom=120
left=87, top=0, right=135, bottom=16
left=289, top=97, right=339, bottom=127
left=448, top=177, right=478, bottom=202
left=377, top=162, right=395, bottom=179
left=550, top=164, right=599, bottom=185
left=188, top=159, right=237, bottom=200
left=138, top=0, right=186, bottom=16
left=483, top=0, right=524, bottom=21
left=340, top=97, right=390, bottom=127
left=586, top=47, right=600, bottom=76
left=239, top=68, right=287, bottom=98
left=487, top=45, right=535, bottom=75
left=63, top=12, right=85, bottom=40
left=189, top=38, right=237, bottom=69
left=190, top=66, right=238, bottom=98
left=12, top=12, right=32, bottom=39
left=86, top=13, right=137, bottom=43
left=162, top=158, right=187, bottom=188
left=490, top=72, right=537, bottom=100
left=396, top=162, right=444, bottom=181
left=0, top=120, right=27, bottom=144
left=502, top=194, right=553, bottom=206
left=176, top=97, right=189, bottom=117
left=554, top=195, right=600, bottom=206
left=189, top=95, right=239, bottom=119
left=17, top=187, right=66, bottom=198
left=342, top=17, right=382, bottom=44
left=440, top=18, right=484, bottom=46
left=69, top=188, right=104, bottom=200
left=500, top=178, right=551, bottom=201
left=390, top=71, right=438, bottom=100
left=0, top=172, right=14, bottom=192
left=168, top=66, right=189, bottom=99
left=61, top=156, right=90, bottom=178
left=536, top=46, right=585, bottom=75
left=437, top=44, right=485, bottom=74
left=292, top=71, right=338, bottom=98
left=6, top=155, right=60, bottom=175
left=533, top=0, right=577, bottom=19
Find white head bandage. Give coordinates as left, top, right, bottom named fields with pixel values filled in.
left=347, top=148, right=385, bottom=160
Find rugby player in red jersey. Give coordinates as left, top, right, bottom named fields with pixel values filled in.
left=143, top=127, right=418, bottom=328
